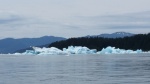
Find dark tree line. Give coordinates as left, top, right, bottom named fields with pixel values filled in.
left=49, top=33, right=150, bottom=51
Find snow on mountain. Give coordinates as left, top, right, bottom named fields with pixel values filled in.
left=86, top=32, right=134, bottom=38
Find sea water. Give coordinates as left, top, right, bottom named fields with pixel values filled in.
left=0, top=54, right=150, bottom=84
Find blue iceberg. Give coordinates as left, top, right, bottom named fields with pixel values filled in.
left=63, top=46, right=97, bottom=54
left=14, top=46, right=144, bottom=55
left=97, top=46, right=142, bottom=54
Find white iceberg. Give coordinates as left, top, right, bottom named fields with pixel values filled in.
left=14, top=47, right=68, bottom=55
left=13, top=46, right=144, bottom=55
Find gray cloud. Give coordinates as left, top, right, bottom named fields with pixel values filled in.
left=0, top=12, right=84, bottom=38
left=0, top=13, right=23, bottom=24
left=108, top=25, right=150, bottom=29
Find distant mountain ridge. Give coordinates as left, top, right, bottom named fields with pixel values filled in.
left=0, top=36, right=66, bottom=54
left=0, top=32, right=135, bottom=54
left=86, top=32, right=135, bottom=38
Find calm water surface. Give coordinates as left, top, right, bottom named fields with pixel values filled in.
left=0, top=54, right=150, bottom=84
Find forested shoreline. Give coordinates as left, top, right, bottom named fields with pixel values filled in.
left=49, top=33, right=150, bottom=51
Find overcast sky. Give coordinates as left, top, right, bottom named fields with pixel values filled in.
left=0, top=0, right=150, bottom=38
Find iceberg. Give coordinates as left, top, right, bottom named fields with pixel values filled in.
left=97, top=46, right=142, bottom=54
left=13, top=46, right=144, bottom=55
left=63, top=46, right=97, bottom=54
left=14, top=47, right=68, bottom=55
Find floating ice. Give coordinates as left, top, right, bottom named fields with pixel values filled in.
left=14, top=47, right=68, bottom=55
left=97, top=46, right=142, bottom=54
left=63, top=46, right=97, bottom=54
left=13, top=46, right=144, bottom=55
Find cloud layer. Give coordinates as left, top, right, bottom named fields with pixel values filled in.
left=0, top=11, right=150, bottom=39
left=0, top=0, right=150, bottom=38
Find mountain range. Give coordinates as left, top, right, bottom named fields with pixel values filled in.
left=0, top=32, right=135, bottom=54
left=0, top=36, right=66, bottom=54
left=86, top=32, right=134, bottom=38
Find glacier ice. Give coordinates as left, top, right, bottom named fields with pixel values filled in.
left=13, top=46, right=144, bottom=55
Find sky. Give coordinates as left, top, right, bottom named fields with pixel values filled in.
left=0, top=0, right=150, bottom=38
